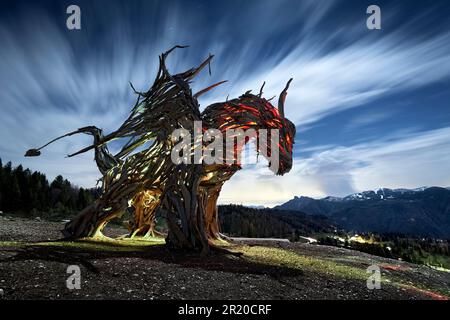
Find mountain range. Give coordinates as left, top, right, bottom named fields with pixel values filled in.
left=274, top=187, right=450, bottom=239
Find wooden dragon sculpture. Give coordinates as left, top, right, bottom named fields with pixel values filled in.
left=26, top=46, right=296, bottom=254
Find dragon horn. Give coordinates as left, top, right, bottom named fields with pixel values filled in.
left=278, top=78, right=293, bottom=118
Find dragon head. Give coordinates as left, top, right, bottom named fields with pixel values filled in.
left=202, top=79, right=296, bottom=176
left=257, top=79, right=296, bottom=175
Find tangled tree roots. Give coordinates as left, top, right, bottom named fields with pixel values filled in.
left=26, top=46, right=296, bottom=254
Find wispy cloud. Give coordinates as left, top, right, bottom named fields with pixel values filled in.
left=208, top=31, right=450, bottom=127
left=344, top=109, right=398, bottom=132
left=220, top=126, right=450, bottom=206
left=1, top=0, right=450, bottom=204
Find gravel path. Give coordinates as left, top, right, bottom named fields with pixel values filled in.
left=0, top=216, right=449, bottom=300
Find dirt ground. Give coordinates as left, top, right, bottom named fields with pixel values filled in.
left=0, top=216, right=449, bottom=300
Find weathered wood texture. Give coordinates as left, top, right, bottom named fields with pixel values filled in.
left=25, top=47, right=296, bottom=253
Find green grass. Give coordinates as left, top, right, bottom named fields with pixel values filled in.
left=0, top=236, right=165, bottom=252
left=235, top=245, right=369, bottom=281
left=231, top=245, right=450, bottom=298
left=0, top=241, right=25, bottom=247
left=1, top=238, right=448, bottom=299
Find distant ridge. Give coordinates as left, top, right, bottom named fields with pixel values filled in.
left=274, top=187, right=450, bottom=238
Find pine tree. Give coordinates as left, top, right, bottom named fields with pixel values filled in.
left=10, top=175, right=22, bottom=212
left=0, top=161, right=97, bottom=215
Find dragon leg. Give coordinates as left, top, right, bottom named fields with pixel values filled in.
left=129, top=189, right=162, bottom=238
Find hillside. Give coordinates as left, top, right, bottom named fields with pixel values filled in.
left=0, top=217, right=449, bottom=300
left=275, top=187, right=450, bottom=238
left=0, top=159, right=100, bottom=217
left=218, top=204, right=335, bottom=240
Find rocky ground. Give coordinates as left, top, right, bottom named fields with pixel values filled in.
left=0, top=215, right=449, bottom=300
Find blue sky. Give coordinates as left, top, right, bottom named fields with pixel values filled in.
left=1, top=0, right=450, bottom=206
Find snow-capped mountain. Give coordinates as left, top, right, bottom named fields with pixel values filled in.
left=326, top=187, right=431, bottom=202
left=274, top=187, right=450, bottom=238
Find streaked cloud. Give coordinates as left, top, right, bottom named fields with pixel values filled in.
left=220, top=126, right=450, bottom=206
left=1, top=0, right=450, bottom=206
